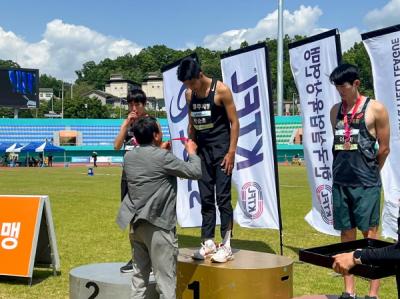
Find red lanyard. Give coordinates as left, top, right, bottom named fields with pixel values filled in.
left=342, top=95, right=362, bottom=142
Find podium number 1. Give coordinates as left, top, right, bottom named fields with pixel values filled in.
left=188, top=281, right=200, bottom=299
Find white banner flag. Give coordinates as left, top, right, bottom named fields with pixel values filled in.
left=289, top=29, right=341, bottom=236
left=162, top=59, right=202, bottom=227
left=221, top=44, right=280, bottom=229
left=363, top=25, right=400, bottom=239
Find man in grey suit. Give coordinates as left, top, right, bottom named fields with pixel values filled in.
left=124, top=116, right=202, bottom=299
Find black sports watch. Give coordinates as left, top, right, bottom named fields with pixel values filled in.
left=353, top=249, right=363, bottom=265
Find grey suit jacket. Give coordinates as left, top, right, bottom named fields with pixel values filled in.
left=116, top=145, right=201, bottom=230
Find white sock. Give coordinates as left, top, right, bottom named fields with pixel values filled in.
left=222, top=230, right=231, bottom=248
left=204, top=239, right=215, bottom=247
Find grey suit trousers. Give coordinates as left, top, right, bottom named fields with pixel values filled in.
left=130, top=221, right=178, bottom=299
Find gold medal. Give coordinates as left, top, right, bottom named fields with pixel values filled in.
left=343, top=142, right=351, bottom=150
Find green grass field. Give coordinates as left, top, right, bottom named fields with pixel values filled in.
left=0, top=166, right=396, bottom=298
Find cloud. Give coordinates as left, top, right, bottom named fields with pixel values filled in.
left=203, top=5, right=323, bottom=50
left=340, top=27, right=362, bottom=52
left=364, top=0, right=400, bottom=30
left=0, top=19, right=142, bottom=82
left=201, top=4, right=366, bottom=53
left=0, top=1, right=394, bottom=82
left=182, top=42, right=197, bottom=51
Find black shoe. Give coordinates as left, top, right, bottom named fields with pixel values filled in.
left=339, top=292, right=356, bottom=299
left=364, top=296, right=377, bottom=299
left=120, top=259, right=133, bottom=273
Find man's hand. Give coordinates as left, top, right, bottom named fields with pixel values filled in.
left=114, top=111, right=138, bottom=150
left=332, top=252, right=356, bottom=275
left=184, top=140, right=197, bottom=155
left=160, top=141, right=171, bottom=150
left=221, top=151, right=235, bottom=175
left=124, top=111, right=138, bottom=126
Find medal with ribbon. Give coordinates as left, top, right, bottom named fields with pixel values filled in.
left=342, top=95, right=362, bottom=150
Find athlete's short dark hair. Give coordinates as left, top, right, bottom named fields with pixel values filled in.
left=177, top=57, right=201, bottom=81
left=127, top=89, right=147, bottom=104
left=329, top=63, right=360, bottom=85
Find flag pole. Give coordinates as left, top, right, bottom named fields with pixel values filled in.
left=277, top=0, right=284, bottom=116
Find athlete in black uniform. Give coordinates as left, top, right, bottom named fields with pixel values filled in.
left=177, top=57, right=239, bottom=263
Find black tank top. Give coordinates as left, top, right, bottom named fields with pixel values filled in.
left=332, top=98, right=381, bottom=186
left=189, top=78, right=230, bottom=146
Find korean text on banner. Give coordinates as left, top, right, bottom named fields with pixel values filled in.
left=289, top=30, right=341, bottom=236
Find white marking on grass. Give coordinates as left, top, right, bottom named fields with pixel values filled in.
left=280, top=184, right=304, bottom=188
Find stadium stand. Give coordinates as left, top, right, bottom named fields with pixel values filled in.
left=0, top=118, right=171, bottom=146
left=0, top=117, right=303, bottom=163
left=274, top=116, right=302, bottom=144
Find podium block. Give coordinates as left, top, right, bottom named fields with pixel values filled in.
left=177, top=248, right=293, bottom=299
left=69, top=263, right=158, bottom=299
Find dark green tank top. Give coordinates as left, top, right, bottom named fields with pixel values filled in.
left=332, top=98, right=381, bottom=186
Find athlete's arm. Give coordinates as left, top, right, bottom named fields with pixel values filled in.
left=373, top=100, right=390, bottom=170
left=330, top=103, right=339, bottom=134
left=114, top=121, right=130, bottom=150
left=114, top=112, right=137, bottom=150
left=185, top=89, right=196, bottom=141
left=219, top=83, right=239, bottom=176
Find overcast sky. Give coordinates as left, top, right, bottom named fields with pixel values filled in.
left=0, top=0, right=399, bottom=82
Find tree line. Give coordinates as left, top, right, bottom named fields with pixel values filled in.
left=0, top=36, right=373, bottom=118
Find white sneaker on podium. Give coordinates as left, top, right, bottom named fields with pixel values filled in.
left=211, top=244, right=234, bottom=263
left=191, top=239, right=216, bottom=260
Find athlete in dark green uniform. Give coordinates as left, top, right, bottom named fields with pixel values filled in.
left=330, top=64, right=390, bottom=299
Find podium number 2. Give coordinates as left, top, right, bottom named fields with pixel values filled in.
left=86, top=281, right=99, bottom=299
left=188, top=281, right=200, bottom=299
